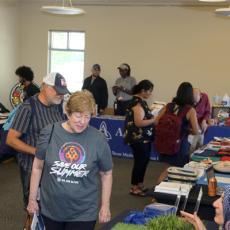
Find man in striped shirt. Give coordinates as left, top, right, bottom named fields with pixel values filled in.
left=6, top=72, right=69, bottom=210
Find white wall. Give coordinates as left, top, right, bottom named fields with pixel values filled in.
left=17, top=3, right=230, bottom=106
left=0, top=2, right=19, bottom=109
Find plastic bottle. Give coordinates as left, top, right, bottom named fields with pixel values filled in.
left=213, top=94, right=221, bottom=106
left=208, top=177, right=217, bottom=197
left=222, top=94, right=230, bottom=107
left=213, top=95, right=217, bottom=106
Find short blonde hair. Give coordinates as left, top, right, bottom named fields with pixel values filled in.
left=65, top=90, right=95, bottom=115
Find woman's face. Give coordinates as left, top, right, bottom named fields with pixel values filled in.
left=18, top=76, right=25, bottom=85
left=68, top=112, right=91, bottom=133
left=213, top=193, right=224, bottom=225
left=141, top=88, right=153, bottom=99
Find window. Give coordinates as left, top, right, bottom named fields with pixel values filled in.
left=48, top=31, right=85, bottom=92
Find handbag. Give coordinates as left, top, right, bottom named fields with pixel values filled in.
left=23, top=213, right=33, bottom=230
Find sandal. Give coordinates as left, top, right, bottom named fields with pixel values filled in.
left=129, top=187, right=147, bottom=197
left=138, top=185, right=149, bottom=192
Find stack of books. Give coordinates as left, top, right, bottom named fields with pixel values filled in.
left=154, top=181, right=192, bottom=196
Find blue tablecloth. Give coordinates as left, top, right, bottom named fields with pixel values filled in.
left=90, top=116, right=230, bottom=160
left=204, top=125, right=230, bottom=144
left=198, top=172, right=230, bottom=188
left=90, top=116, right=158, bottom=160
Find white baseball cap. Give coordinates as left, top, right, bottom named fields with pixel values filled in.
left=43, top=72, right=70, bottom=95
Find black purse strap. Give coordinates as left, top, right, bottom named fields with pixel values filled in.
left=48, top=124, right=54, bottom=144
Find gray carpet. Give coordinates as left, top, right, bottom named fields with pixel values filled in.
left=0, top=159, right=25, bottom=230
left=0, top=157, right=165, bottom=230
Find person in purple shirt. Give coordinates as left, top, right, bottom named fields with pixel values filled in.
left=189, top=88, right=211, bottom=153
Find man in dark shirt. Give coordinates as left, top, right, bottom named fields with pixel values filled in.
left=82, top=64, right=108, bottom=114
left=189, top=88, right=211, bottom=153
left=15, top=66, right=40, bottom=100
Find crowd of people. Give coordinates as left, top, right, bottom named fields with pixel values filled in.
left=1, top=63, right=226, bottom=230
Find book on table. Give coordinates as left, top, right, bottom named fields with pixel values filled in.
left=154, top=181, right=192, bottom=196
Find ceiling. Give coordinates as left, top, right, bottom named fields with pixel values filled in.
left=17, top=0, right=230, bottom=6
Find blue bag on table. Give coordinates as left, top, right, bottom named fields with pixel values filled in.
left=123, top=203, right=176, bottom=225
left=123, top=211, right=150, bottom=225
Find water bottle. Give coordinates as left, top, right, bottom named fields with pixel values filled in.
left=213, top=94, right=221, bottom=106
left=222, top=94, right=230, bottom=107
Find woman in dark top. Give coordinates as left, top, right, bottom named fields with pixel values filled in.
left=155, top=82, right=200, bottom=183
left=124, top=80, right=156, bottom=196
left=15, top=66, right=40, bottom=101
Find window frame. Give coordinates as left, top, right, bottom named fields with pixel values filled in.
left=48, top=30, right=85, bottom=91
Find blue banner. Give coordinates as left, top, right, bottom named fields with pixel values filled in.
left=90, top=116, right=158, bottom=160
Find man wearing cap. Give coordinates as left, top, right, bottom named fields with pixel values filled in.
left=112, top=63, right=136, bottom=116
left=82, top=64, right=108, bottom=114
left=6, top=72, right=68, bottom=215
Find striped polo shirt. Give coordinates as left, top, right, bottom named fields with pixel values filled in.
left=11, top=94, right=66, bottom=171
